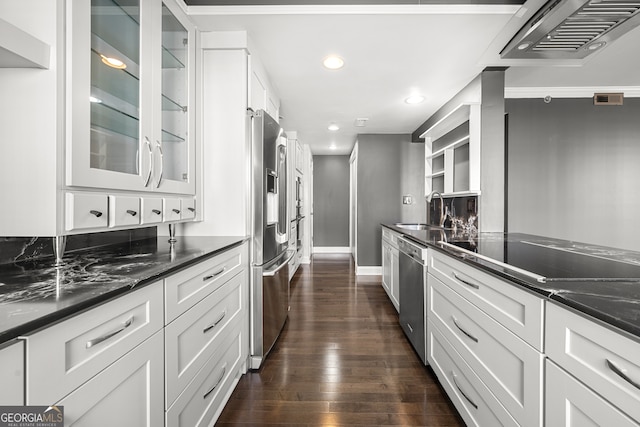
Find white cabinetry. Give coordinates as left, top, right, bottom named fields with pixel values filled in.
left=381, top=227, right=400, bottom=312
left=0, top=340, right=24, bottom=405
left=57, top=331, right=164, bottom=427
left=67, top=0, right=195, bottom=195
left=422, top=103, right=480, bottom=197
left=0, top=0, right=197, bottom=237
left=164, top=242, right=249, bottom=426
left=546, top=302, right=640, bottom=425
left=25, top=282, right=163, bottom=406
left=427, top=250, right=544, bottom=427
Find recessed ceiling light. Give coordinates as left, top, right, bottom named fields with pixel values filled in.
left=100, top=54, right=126, bottom=69
left=405, top=95, right=425, bottom=105
left=328, top=123, right=339, bottom=131
left=323, top=55, right=344, bottom=70
left=329, top=144, right=337, bottom=150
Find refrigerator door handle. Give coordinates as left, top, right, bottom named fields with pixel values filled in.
left=263, top=251, right=295, bottom=277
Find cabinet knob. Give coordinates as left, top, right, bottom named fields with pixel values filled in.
left=188, top=207, right=195, bottom=212
left=126, top=210, right=137, bottom=216
left=89, top=210, right=103, bottom=218
left=172, top=209, right=181, bottom=214
left=152, top=209, right=161, bottom=215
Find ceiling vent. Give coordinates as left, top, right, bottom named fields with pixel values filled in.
left=354, top=118, right=369, bottom=127
left=501, top=0, right=640, bottom=59
left=594, top=92, right=624, bottom=104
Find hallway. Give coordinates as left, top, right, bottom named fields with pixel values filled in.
left=217, top=254, right=465, bottom=426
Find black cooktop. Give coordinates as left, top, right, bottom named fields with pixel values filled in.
left=447, top=235, right=640, bottom=281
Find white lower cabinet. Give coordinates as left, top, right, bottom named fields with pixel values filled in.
left=429, top=320, right=518, bottom=427
left=546, top=302, right=640, bottom=424
left=19, top=241, right=249, bottom=427
left=426, top=249, right=544, bottom=427
left=546, top=359, right=639, bottom=427
left=166, top=323, right=245, bottom=427
left=0, top=340, right=24, bottom=405
left=381, top=227, right=400, bottom=312
left=58, top=331, right=164, bottom=427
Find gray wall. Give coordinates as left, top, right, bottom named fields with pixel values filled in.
left=356, top=134, right=425, bottom=266
left=506, top=97, right=640, bottom=251
left=313, top=155, right=350, bottom=247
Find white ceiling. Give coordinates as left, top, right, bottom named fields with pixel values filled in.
left=183, top=0, right=640, bottom=155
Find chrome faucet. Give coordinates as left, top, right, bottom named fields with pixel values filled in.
left=426, top=191, right=447, bottom=227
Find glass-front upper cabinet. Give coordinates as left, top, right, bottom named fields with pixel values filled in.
left=67, top=0, right=195, bottom=195
left=156, top=2, right=195, bottom=194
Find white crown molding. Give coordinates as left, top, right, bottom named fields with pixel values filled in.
left=505, top=86, right=640, bottom=99
left=186, top=4, right=519, bottom=16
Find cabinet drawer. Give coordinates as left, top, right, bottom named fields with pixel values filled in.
left=546, top=359, right=639, bottom=427
left=165, top=244, right=245, bottom=323
left=428, top=321, right=518, bottom=427
left=382, top=227, right=399, bottom=248
left=546, top=302, right=640, bottom=422
left=166, top=324, right=245, bottom=427
left=57, top=331, right=164, bottom=427
left=0, top=340, right=24, bottom=405
left=181, top=197, right=196, bottom=220
left=65, top=192, right=108, bottom=231
left=428, top=250, right=544, bottom=350
left=108, top=195, right=140, bottom=227
left=164, top=197, right=182, bottom=222
left=25, top=282, right=163, bottom=404
left=165, top=270, right=245, bottom=406
left=141, top=197, right=163, bottom=225
left=428, top=274, right=543, bottom=427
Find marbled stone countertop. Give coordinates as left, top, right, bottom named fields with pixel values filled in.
left=0, top=236, right=247, bottom=344
left=383, top=224, right=640, bottom=340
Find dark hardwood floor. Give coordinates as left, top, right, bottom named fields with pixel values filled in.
left=217, top=253, right=465, bottom=426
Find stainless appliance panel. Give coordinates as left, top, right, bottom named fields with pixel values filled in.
left=251, top=250, right=294, bottom=369
left=398, top=238, right=427, bottom=365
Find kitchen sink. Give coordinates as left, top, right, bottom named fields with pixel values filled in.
left=394, top=223, right=430, bottom=230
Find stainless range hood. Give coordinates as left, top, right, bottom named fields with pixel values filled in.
left=501, top=0, right=640, bottom=59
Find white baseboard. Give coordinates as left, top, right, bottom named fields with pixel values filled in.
left=356, top=266, right=382, bottom=276
left=313, top=246, right=350, bottom=253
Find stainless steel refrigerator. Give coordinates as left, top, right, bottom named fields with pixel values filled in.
left=249, top=109, right=294, bottom=370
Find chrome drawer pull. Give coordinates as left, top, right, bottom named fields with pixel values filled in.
left=89, top=210, right=103, bottom=218
left=406, top=323, right=414, bottom=333
left=452, top=316, right=479, bottom=343
left=606, top=359, right=640, bottom=390
left=86, top=317, right=134, bottom=349
left=203, top=364, right=227, bottom=399
left=203, top=310, right=227, bottom=333
left=452, top=272, right=480, bottom=290
left=452, top=372, right=478, bottom=410
left=202, top=267, right=226, bottom=281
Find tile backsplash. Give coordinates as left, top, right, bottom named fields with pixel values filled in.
left=0, top=228, right=157, bottom=265
left=428, top=195, right=478, bottom=232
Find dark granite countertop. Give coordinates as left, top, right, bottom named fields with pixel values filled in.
left=383, top=224, right=640, bottom=341
left=0, top=236, right=247, bottom=344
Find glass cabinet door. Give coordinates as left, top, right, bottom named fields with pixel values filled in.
left=157, top=2, right=193, bottom=193
left=90, top=0, right=141, bottom=177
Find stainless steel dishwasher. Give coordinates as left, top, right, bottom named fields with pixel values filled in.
left=398, top=237, right=428, bottom=365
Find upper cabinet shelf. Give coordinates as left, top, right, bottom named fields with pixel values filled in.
left=423, top=102, right=480, bottom=197
left=0, top=17, right=50, bottom=69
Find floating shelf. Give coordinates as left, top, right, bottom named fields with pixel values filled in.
left=0, top=18, right=50, bottom=69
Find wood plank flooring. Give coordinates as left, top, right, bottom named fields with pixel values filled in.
left=217, top=254, right=465, bottom=426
